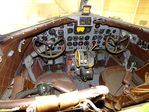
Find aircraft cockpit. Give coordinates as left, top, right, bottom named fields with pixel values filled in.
left=0, top=3, right=148, bottom=112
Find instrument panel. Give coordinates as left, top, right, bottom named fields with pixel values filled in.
left=34, top=16, right=123, bottom=52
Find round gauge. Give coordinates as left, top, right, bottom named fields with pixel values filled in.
left=67, top=36, right=73, bottom=41
left=79, top=36, right=84, bottom=40
left=67, top=42, right=73, bottom=46
left=84, top=41, right=89, bottom=46
left=48, top=29, right=56, bottom=35
left=99, top=29, right=104, bottom=34
left=85, top=35, right=90, bottom=40
left=112, top=29, right=116, bottom=33
left=42, top=36, right=47, bottom=41
left=58, top=30, right=64, bottom=36
left=86, top=27, right=91, bottom=33
left=79, top=41, right=83, bottom=46
left=73, top=36, right=78, bottom=41
left=73, top=42, right=77, bottom=46
left=106, top=29, right=111, bottom=34
left=67, top=28, right=73, bottom=34
left=92, top=35, right=97, bottom=40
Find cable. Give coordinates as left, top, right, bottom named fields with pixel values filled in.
left=16, top=88, right=38, bottom=99
left=79, top=99, right=102, bottom=112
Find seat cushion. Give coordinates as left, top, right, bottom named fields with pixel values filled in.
left=100, top=66, right=136, bottom=96
left=36, top=73, right=76, bottom=93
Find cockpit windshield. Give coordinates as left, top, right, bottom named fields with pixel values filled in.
left=0, top=0, right=148, bottom=34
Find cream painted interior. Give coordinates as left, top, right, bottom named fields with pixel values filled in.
left=0, top=0, right=148, bottom=34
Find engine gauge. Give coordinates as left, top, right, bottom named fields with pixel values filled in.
left=79, top=36, right=84, bottom=40
left=73, top=42, right=78, bottom=46
left=58, top=30, right=64, bottom=36
left=73, top=36, right=78, bottom=41
left=67, top=42, right=72, bottom=46
left=67, top=28, right=73, bottom=34
left=67, top=36, right=72, bottom=41
left=48, top=29, right=56, bottom=35
left=79, top=42, right=83, bottom=46
left=42, top=36, right=47, bottom=41
left=85, top=35, right=90, bottom=40
left=106, top=29, right=111, bottom=34
left=92, top=35, right=97, bottom=40
left=84, top=41, right=89, bottom=46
